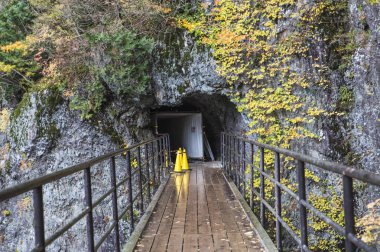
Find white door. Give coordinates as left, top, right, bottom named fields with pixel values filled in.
left=181, top=114, right=203, bottom=158
left=156, top=113, right=203, bottom=159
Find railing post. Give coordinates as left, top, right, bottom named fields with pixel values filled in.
left=232, top=136, right=235, bottom=182
left=110, top=157, right=120, bottom=252
left=242, top=141, right=246, bottom=199
left=151, top=141, right=156, bottom=193
left=3, top=134, right=380, bottom=252
left=343, top=175, right=356, bottom=252
left=160, top=137, right=166, bottom=171
left=275, top=152, right=283, bottom=252
left=84, top=167, right=95, bottom=251
left=167, top=135, right=172, bottom=166
left=33, top=186, right=45, bottom=252
left=229, top=135, right=232, bottom=178
left=157, top=139, right=161, bottom=184
left=126, top=150, right=134, bottom=235
left=226, top=135, right=230, bottom=176
left=163, top=137, right=167, bottom=171
left=161, top=137, right=165, bottom=176
left=224, top=133, right=227, bottom=169
left=297, top=160, right=308, bottom=251
left=234, top=137, right=238, bottom=185
left=230, top=136, right=233, bottom=180
left=161, top=138, right=165, bottom=174
left=145, top=144, right=151, bottom=202
left=259, top=147, right=266, bottom=228
left=235, top=137, right=238, bottom=185
left=137, top=146, right=144, bottom=215
left=250, top=143, right=254, bottom=209
left=163, top=137, right=167, bottom=173
left=163, top=137, right=168, bottom=175
left=221, top=133, right=224, bottom=170
left=237, top=138, right=241, bottom=189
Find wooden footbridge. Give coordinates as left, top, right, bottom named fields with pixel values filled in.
left=0, top=133, right=379, bottom=252
left=133, top=163, right=267, bottom=251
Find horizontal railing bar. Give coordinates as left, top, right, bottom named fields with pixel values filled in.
left=299, top=201, right=344, bottom=236
left=143, top=181, right=149, bottom=190
left=139, top=158, right=153, bottom=168
left=224, top=149, right=257, bottom=168
left=95, top=221, right=117, bottom=251
left=226, top=144, right=364, bottom=243
left=222, top=134, right=380, bottom=185
left=131, top=168, right=139, bottom=176
left=139, top=151, right=164, bottom=167
left=230, top=145, right=362, bottom=242
left=249, top=162, right=347, bottom=236
left=1, top=134, right=170, bottom=252
left=93, top=188, right=114, bottom=209
left=118, top=202, right=132, bottom=221
left=132, top=190, right=141, bottom=203
left=31, top=246, right=43, bottom=252
left=44, top=208, right=90, bottom=246
left=131, top=154, right=161, bottom=174
left=117, top=161, right=156, bottom=179
left=116, top=178, right=158, bottom=221
left=251, top=189, right=302, bottom=246
left=0, top=135, right=169, bottom=201
left=348, top=233, right=377, bottom=252
left=46, top=171, right=156, bottom=249
left=116, top=177, right=129, bottom=189
left=119, top=182, right=156, bottom=221
left=224, top=133, right=378, bottom=252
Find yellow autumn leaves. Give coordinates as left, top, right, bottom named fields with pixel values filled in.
left=0, top=36, right=37, bottom=74
left=0, top=109, right=10, bottom=133
left=177, top=0, right=336, bottom=147
left=358, top=199, right=380, bottom=244
left=0, top=62, right=15, bottom=74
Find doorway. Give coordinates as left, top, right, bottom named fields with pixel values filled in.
left=156, top=112, right=203, bottom=159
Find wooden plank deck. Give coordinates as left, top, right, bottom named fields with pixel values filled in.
left=134, top=162, right=265, bottom=252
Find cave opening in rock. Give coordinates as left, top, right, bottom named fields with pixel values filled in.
left=153, top=93, right=245, bottom=161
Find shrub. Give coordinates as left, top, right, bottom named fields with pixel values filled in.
left=0, top=0, right=39, bottom=102
left=88, top=31, right=154, bottom=97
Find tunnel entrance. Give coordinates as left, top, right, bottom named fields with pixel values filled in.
left=153, top=93, right=246, bottom=160
left=156, top=112, right=204, bottom=159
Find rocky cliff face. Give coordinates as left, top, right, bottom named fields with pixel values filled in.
left=0, top=91, right=130, bottom=250
left=0, top=0, right=379, bottom=250
left=0, top=27, right=242, bottom=251
left=314, top=0, right=380, bottom=203
left=152, top=30, right=226, bottom=106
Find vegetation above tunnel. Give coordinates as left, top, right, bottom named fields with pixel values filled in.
left=1, top=0, right=372, bottom=143
left=0, top=0, right=172, bottom=119
left=176, top=0, right=373, bottom=148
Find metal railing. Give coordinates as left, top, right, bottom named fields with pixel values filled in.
left=0, top=134, right=171, bottom=252
left=221, top=132, right=380, bottom=252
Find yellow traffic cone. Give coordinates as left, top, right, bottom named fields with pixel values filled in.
left=179, top=148, right=183, bottom=167
left=182, top=148, right=189, bottom=171
left=165, top=150, right=169, bottom=168
left=173, top=148, right=182, bottom=173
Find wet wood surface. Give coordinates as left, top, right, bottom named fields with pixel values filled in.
left=134, top=162, right=265, bottom=252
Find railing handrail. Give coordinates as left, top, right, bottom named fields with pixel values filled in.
left=0, top=134, right=168, bottom=202
left=221, top=132, right=378, bottom=252
left=0, top=134, right=171, bottom=252
left=223, top=132, right=380, bottom=186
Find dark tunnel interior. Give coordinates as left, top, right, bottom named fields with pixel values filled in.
left=152, top=93, right=245, bottom=160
